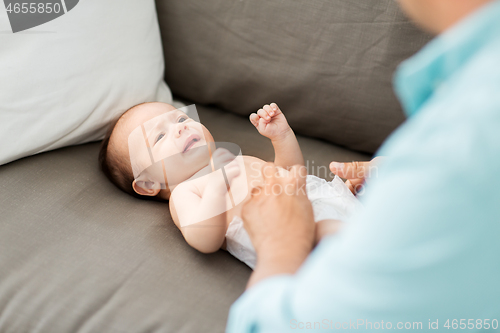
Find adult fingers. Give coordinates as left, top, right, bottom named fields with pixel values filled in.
left=349, top=178, right=365, bottom=189
left=330, top=161, right=371, bottom=180
left=345, top=178, right=364, bottom=195
left=345, top=179, right=355, bottom=194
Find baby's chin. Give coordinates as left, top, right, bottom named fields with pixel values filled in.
left=163, top=146, right=212, bottom=181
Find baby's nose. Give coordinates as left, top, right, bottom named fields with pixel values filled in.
left=175, top=123, right=188, bottom=137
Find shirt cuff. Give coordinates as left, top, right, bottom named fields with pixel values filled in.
left=226, top=274, right=295, bottom=333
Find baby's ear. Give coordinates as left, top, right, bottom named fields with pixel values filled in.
left=132, top=175, right=161, bottom=196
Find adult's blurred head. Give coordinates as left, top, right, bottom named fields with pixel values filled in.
left=397, top=0, right=493, bottom=34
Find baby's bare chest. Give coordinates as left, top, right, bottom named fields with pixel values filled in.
left=195, top=156, right=267, bottom=225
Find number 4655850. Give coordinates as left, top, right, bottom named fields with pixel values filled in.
left=444, top=319, right=498, bottom=330
left=6, top=3, right=62, bottom=14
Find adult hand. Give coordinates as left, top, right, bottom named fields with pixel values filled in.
left=241, top=163, right=315, bottom=289
left=329, top=157, right=383, bottom=195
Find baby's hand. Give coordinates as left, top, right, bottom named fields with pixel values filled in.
left=249, top=103, right=291, bottom=141
left=211, top=148, right=241, bottom=187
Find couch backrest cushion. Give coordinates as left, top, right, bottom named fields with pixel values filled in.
left=0, top=0, right=172, bottom=165
left=156, top=0, right=431, bottom=153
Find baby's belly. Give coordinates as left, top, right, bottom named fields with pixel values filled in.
left=223, top=157, right=294, bottom=228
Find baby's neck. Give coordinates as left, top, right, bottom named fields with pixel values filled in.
left=189, top=163, right=213, bottom=181
left=169, top=162, right=212, bottom=193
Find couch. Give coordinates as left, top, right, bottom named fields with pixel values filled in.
left=0, top=0, right=430, bottom=332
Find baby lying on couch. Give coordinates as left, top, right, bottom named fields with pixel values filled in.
left=99, top=102, right=361, bottom=269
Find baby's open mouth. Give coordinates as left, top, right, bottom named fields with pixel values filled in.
left=183, top=134, right=201, bottom=153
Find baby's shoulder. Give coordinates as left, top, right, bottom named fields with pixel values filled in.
left=241, top=155, right=266, bottom=169
left=170, top=175, right=207, bottom=200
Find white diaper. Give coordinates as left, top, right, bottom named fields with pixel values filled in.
left=225, top=175, right=363, bottom=269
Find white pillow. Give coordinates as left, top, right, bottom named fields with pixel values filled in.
left=0, top=0, right=172, bottom=165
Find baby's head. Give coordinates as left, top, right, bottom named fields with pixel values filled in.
left=99, top=102, right=214, bottom=200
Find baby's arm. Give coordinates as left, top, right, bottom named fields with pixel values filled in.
left=250, top=103, right=304, bottom=169
left=169, top=149, right=240, bottom=254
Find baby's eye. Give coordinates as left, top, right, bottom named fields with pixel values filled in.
left=155, top=133, right=165, bottom=144
left=177, top=116, right=188, bottom=123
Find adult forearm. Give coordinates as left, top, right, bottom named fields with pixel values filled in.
left=246, top=220, right=341, bottom=280
left=246, top=241, right=311, bottom=289
left=272, top=129, right=304, bottom=169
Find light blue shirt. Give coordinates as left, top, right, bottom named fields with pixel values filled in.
left=226, top=1, right=500, bottom=332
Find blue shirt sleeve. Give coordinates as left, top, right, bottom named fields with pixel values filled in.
left=227, top=275, right=296, bottom=333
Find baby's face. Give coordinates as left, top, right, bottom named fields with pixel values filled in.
left=115, top=103, right=214, bottom=191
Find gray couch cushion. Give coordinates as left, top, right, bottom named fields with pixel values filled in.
left=156, top=0, right=432, bottom=154
left=0, top=105, right=369, bottom=332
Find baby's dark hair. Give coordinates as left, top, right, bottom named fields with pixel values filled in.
left=98, top=102, right=161, bottom=201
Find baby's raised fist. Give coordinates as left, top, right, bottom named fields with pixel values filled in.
left=249, top=103, right=291, bottom=141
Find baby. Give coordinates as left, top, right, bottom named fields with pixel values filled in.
left=99, top=102, right=361, bottom=269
